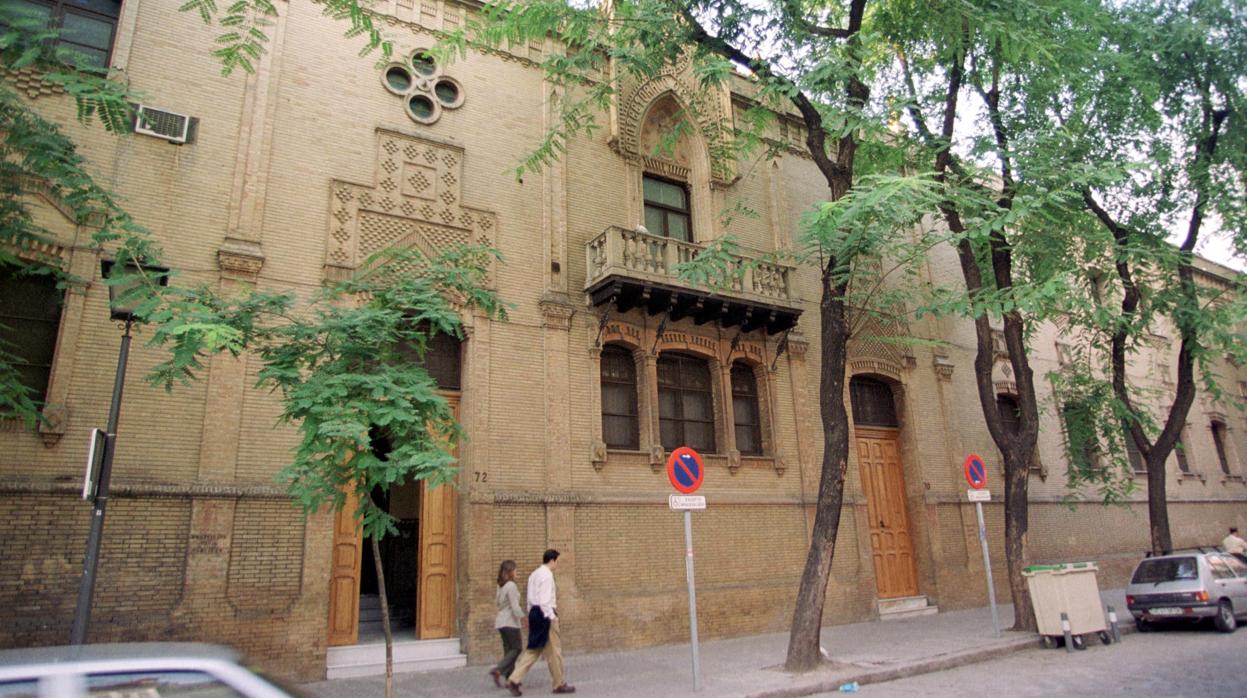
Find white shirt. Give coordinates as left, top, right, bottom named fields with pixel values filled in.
left=526, top=563, right=557, bottom=620
left=1223, top=533, right=1247, bottom=555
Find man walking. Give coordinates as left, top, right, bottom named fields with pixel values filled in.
left=507, top=549, right=574, bottom=696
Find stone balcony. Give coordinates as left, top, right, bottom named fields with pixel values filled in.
left=584, top=226, right=802, bottom=334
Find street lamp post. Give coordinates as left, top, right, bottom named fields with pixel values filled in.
left=70, top=260, right=167, bottom=646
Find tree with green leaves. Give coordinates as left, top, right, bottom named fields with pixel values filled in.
left=3, top=6, right=503, bottom=694
left=1056, top=0, right=1247, bottom=554
left=433, top=0, right=945, bottom=670
left=879, top=0, right=1124, bottom=631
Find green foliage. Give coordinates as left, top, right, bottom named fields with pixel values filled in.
left=180, top=0, right=392, bottom=75
left=0, top=9, right=159, bottom=425
left=144, top=246, right=508, bottom=539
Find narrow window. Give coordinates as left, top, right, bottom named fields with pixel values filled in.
left=1061, top=400, right=1099, bottom=473
left=1124, top=432, right=1146, bottom=474
left=657, top=353, right=715, bottom=453
left=996, top=394, right=1020, bottom=434
left=0, top=264, right=64, bottom=407
left=1211, top=421, right=1232, bottom=475
left=642, top=175, right=691, bottom=242
left=600, top=345, right=639, bottom=450
left=731, top=362, right=762, bottom=456
left=3, top=1, right=123, bottom=69
left=850, top=376, right=897, bottom=427
left=1175, top=429, right=1192, bottom=473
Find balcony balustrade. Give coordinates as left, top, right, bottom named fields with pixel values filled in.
left=584, top=226, right=802, bottom=334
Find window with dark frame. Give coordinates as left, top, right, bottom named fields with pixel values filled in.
left=2, top=0, right=123, bottom=69
left=658, top=352, right=715, bottom=453
left=996, top=394, right=1020, bottom=434
left=600, top=344, right=639, bottom=450
left=731, top=362, right=762, bottom=456
left=1175, top=430, right=1192, bottom=473
left=0, top=264, right=64, bottom=408
left=1123, top=431, right=1146, bottom=474
left=1211, top=421, right=1232, bottom=475
left=1061, top=400, right=1100, bottom=473
left=642, top=175, right=691, bottom=242
left=849, top=376, right=898, bottom=427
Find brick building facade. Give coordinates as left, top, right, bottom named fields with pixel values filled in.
left=2, top=0, right=1245, bottom=682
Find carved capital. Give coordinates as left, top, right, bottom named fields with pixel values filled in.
left=727, top=449, right=741, bottom=475
left=37, top=403, right=68, bottom=446
left=785, top=331, right=808, bottom=359
left=539, top=293, right=575, bottom=331
left=591, top=441, right=607, bottom=471
left=933, top=354, right=955, bottom=381
left=217, top=238, right=265, bottom=281
left=649, top=445, right=665, bottom=473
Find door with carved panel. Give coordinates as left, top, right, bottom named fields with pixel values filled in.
left=327, top=491, right=362, bottom=646
left=856, top=427, right=918, bottom=598
left=417, top=395, right=458, bottom=639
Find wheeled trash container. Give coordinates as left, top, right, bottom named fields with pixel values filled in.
left=1023, top=562, right=1110, bottom=649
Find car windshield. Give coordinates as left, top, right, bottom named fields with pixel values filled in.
left=1132, top=557, right=1199, bottom=583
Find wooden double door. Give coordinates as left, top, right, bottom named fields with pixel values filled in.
left=855, top=427, right=919, bottom=599
left=327, top=397, right=458, bottom=646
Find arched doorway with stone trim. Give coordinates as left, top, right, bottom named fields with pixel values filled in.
left=849, top=373, right=920, bottom=600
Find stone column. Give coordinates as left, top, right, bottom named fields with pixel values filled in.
left=639, top=349, right=662, bottom=471
left=717, top=359, right=740, bottom=473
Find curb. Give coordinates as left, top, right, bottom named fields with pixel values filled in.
left=746, top=623, right=1136, bottom=698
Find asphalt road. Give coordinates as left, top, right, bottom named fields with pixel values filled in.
left=820, top=624, right=1247, bottom=697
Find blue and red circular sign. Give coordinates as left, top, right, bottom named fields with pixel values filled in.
left=964, top=453, right=988, bottom=489
left=667, top=447, right=705, bottom=494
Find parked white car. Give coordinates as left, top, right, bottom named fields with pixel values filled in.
left=1126, top=549, right=1247, bottom=632
left=0, top=643, right=297, bottom=698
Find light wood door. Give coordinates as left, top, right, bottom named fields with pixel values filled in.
left=856, top=428, right=918, bottom=598
left=417, top=396, right=458, bottom=639
left=327, top=491, right=362, bottom=646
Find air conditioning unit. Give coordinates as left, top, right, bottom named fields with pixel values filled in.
left=133, top=104, right=194, bottom=144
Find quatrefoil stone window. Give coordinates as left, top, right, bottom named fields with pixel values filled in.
left=382, top=49, right=465, bottom=125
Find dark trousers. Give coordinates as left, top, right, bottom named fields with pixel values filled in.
left=495, top=627, right=522, bottom=678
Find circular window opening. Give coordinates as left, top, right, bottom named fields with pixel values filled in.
left=408, top=94, right=437, bottom=122
left=434, top=79, right=461, bottom=107
left=384, top=66, right=412, bottom=94
left=411, top=51, right=436, bottom=76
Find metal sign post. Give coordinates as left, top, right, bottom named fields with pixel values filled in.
left=667, top=447, right=705, bottom=691
left=964, top=453, right=1000, bottom=638
left=971, top=490, right=1001, bottom=638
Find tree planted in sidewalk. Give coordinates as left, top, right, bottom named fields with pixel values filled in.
left=434, top=0, right=952, bottom=670
left=1054, top=0, right=1247, bottom=554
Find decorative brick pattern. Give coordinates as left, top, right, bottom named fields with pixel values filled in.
left=227, top=500, right=305, bottom=616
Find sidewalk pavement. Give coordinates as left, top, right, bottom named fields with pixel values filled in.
left=300, top=588, right=1130, bottom=698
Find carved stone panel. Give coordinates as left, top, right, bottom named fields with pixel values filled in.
left=325, top=130, right=497, bottom=282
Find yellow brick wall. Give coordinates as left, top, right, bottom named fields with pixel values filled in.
left=1, top=0, right=1244, bottom=683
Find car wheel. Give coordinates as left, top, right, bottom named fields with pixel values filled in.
left=1214, top=600, right=1237, bottom=633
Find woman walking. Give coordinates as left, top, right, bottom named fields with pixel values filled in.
left=490, top=560, right=524, bottom=688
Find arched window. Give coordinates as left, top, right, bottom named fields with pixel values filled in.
left=658, top=352, right=715, bottom=452
left=732, top=362, right=762, bottom=455
left=601, top=345, right=639, bottom=450
left=850, top=376, right=898, bottom=427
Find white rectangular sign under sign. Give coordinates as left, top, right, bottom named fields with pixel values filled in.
left=967, top=489, right=991, bottom=502
left=669, top=494, right=706, bottom=511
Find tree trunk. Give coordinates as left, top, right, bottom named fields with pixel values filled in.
left=1147, top=453, right=1174, bottom=554
left=1002, top=449, right=1035, bottom=631
left=371, top=535, right=394, bottom=698
left=785, top=272, right=852, bottom=671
